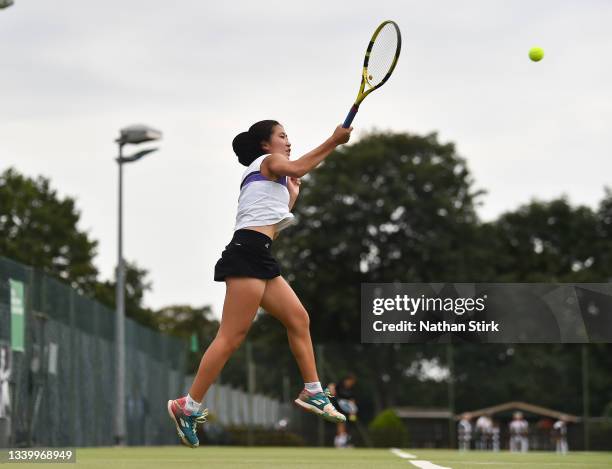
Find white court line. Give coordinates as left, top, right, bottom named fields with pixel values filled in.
left=388, top=449, right=452, bottom=469
left=389, top=448, right=416, bottom=459
left=409, top=461, right=452, bottom=469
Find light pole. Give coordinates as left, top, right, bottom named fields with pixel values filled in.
left=114, top=124, right=161, bottom=445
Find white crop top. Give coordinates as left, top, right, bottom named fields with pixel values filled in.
left=234, top=154, right=296, bottom=232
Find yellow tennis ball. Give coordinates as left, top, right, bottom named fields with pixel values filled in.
left=529, top=47, right=544, bottom=62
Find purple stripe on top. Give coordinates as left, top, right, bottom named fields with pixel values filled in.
left=240, top=171, right=287, bottom=189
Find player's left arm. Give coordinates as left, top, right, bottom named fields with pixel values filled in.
left=287, top=176, right=300, bottom=210
left=272, top=177, right=300, bottom=240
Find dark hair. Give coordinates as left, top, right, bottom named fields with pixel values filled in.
left=232, top=120, right=280, bottom=166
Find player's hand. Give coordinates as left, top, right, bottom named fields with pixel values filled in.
left=287, top=176, right=301, bottom=198
left=331, top=125, right=352, bottom=145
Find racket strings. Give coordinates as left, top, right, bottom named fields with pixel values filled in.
left=366, top=23, right=399, bottom=87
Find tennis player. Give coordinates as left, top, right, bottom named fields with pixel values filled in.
left=167, top=120, right=353, bottom=447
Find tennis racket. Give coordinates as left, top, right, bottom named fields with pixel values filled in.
left=342, top=20, right=402, bottom=128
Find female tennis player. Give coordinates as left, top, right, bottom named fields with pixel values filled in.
left=168, top=120, right=353, bottom=447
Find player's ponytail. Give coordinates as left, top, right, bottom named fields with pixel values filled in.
left=232, top=120, right=280, bottom=166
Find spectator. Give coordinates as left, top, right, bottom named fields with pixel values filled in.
left=509, top=412, right=529, bottom=452
left=457, top=413, right=472, bottom=451
left=552, top=416, right=568, bottom=454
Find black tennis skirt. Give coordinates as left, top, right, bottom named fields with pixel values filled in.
left=214, top=229, right=281, bottom=282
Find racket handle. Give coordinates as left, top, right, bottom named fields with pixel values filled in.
left=342, top=104, right=359, bottom=128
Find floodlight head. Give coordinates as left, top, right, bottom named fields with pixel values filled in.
left=117, top=124, right=162, bottom=145
left=117, top=147, right=159, bottom=164
left=0, top=0, right=14, bottom=9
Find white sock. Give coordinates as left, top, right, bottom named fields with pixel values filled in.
left=335, top=433, right=348, bottom=447
left=304, top=381, right=323, bottom=394
left=184, top=393, right=202, bottom=414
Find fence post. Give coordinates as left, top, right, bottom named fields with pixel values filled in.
left=246, top=341, right=255, bottom=446
left=447, top=342, right=455, bottom=449
left=582, top=345, right=590, bottom=451
left=282, top=375, right=290, bottom=403
left=69, top=289, right=76, bottom=445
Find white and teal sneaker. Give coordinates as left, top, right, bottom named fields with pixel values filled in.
left=167, top=397, right=208, bottom=448
left=294, top=388, right=346, bottom=423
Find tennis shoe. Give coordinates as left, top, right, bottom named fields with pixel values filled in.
left=294, top=388, right=346, bottom=423
left=167, top=397, right=208, bottom=448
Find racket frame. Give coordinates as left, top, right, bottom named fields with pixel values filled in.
left=342, top=20, right=402, bottom=128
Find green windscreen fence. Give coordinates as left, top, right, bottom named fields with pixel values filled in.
left=0, top=256, right=187, bottom=447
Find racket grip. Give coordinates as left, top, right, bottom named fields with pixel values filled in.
left=342, top=105, right=359, bottom=128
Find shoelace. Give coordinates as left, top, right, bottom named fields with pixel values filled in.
left=194, top=408, right=208, bottom=424
left=188, top=410, right=208, bottom=435
left=179, top=404, right=208, bottom=434
left=322, top=389, right=345, bottom=417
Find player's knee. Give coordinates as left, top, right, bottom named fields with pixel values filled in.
left=229, top=330, right=249, bottom=351
left=289, top=307, right=310, bottom=332
left=218, top=329, right=248, bottom=352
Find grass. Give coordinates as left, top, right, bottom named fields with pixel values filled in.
left=4, top=446, right=612, bottom=469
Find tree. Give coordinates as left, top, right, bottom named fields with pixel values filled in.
left=595, top=188, right=612, bottom=281
left=0, top=167, right=160, bottom=329
left=489, top=198, right=602, bottom=282
left=0, top=168, right=98, bottom=292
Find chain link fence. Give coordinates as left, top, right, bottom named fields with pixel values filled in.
left=0, top=256, right=187, bottom=447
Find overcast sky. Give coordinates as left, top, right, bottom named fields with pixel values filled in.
left=1, top=1, right=611, bottom=318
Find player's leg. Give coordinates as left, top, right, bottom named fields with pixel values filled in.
left=168, top=277, right=265, bottom=447
left=260, top=276, right=345, bottom=423
left=458, top=431, right=467, bottom=450
left=334, top=421, right=348, bottom=448
left=260, top=276, right=316, bottom=380
left=189, top=277, right=265, bottom=399
left=511, top=435, right=519, bottom=452
left=521, top=435, right=528, bottom=452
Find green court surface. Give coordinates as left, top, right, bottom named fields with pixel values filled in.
left=5, top=447, right=612, bottom=469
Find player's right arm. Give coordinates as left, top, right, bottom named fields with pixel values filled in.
left=264, top=126, right=352, bottom=178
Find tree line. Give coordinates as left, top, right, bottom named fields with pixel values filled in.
left=2, top=130, right=611, bottom=419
